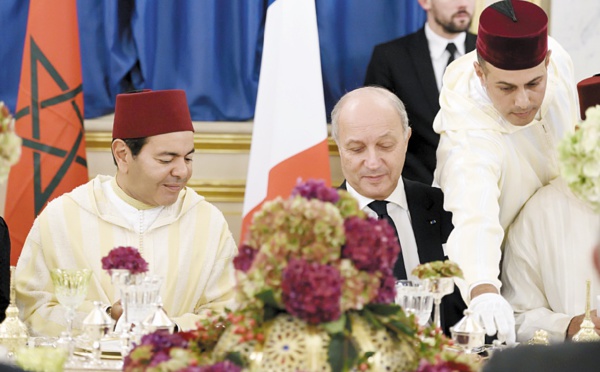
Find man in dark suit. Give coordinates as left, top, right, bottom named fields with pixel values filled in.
left=331, top=86, right=465, bottom=334
left=364, top=0, right=476, bottom=185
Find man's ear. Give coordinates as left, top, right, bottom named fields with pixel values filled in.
left=474, top=61, right=486, bottom=85
left=545, top=49, right=553, bottom=68
left=417, top=0, right=431, bottom=11
left=112, top=139, right=130, bottom=172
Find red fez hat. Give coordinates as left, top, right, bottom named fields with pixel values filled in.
left=112, top=89, right=193, bottom=139
left=577, top=74, right=600, bottom=120
left=477, top=0, right=548, bottom=70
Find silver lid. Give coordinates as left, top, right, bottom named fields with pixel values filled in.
left=449, top=310, right=485, bottom=352
left=83, top=301, right=114, bottom=327
left=142, top=304, right=175, bottom=333
left=450, top=310, right=485, bottom=334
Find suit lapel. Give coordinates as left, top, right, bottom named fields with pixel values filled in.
left=410, top=28, right=440, bottom=112
left=404, top=179, right=445, bottom=263
left=465, top=32, right=477, bottom=53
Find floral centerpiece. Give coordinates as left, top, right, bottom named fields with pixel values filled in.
left=0, top=101, right=22, bottom=183
left=558, top=105, right=600, bottom=212
left=101, top=246, right=149, bottom=275
left=124, top=180, right=478, bottom=371
left=412, top=260, right=464, bottom=280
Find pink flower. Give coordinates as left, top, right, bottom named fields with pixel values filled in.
left=342, top=217, right=400, bottom=274
left=233, top=244, right=258, bottom=272
left=281, top=258, right=342, bottom=324
left=291, top=179, right=340, bottom=204
left=198, top=361, right=242, bottom=372
left=416, top=356, right=473, bottom=372
left=374, top=274, right=396, bottom=304
left=101, top=246, right=149, bottom=275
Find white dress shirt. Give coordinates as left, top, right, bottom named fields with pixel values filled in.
left=424, top=23, right=466, bottom=91
left=345, top=179, right=420, bottom=281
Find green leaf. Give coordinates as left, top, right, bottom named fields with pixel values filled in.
left=327, top=333, right=358, bottom=372
left=360, top=309, right=383, bottom=330
left=255, top=289, right=278, bottom=307
left=365, top=303, right=402, bottom=316
left=385, top=319, right=416, bottom=337
left=224, top=351, right=246, bottom=367
left=262, top=304, right=280, bottom=322
left=322, top=313, right=346, bottom=335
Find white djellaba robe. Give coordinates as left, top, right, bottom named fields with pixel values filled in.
left=15, top=175, right=238, bottom=336
left=502, top=177, right=600, bottom=343
left=433, top=37, right=579, bottom=300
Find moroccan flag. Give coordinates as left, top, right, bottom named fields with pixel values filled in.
left=5, top=0, right=88, bottom=265
left=241, top=0, right=331, bottom=241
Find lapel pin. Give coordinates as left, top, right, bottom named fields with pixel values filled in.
left=429, top=219, right=437, bottom=225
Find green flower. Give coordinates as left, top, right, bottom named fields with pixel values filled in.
left=559, top=105, right=600, bottom=212
left=15, top=347, right=68, bottom=372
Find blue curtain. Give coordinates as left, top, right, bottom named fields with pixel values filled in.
left=0, top=0, right=424, bottom=121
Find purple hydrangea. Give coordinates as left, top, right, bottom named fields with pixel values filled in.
left=101, top=246, right=149, bottom=275
left=373, top=274, right=396, bottom=304
left=281, top=258, right=342, bottom=324
left=233, top=244, right=258, bottom=272
left=342, top=217, right=400, bottom=273
left=416, top=357, right=473, bottom=372
left=138, top=330, right=189, bottom=351
left=291, top=179, right=340, bottom=204
left=198, top=361, right=243, bottom=372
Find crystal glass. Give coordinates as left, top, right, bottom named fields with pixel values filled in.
left=50, top=268, right=92, bottom=350
left=422, top=277, right=455, bottom=329
left=110, top=270, right=146, bottom=356
left=395, top=280, right=433, bottom=326
left=122, top=275, right=162, bottom=331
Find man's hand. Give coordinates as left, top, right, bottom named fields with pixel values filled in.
left=469, top=292, right=516, bottom=344
left=110, top=300, right=123, bottom=321
left=566, top=310, right=600, bottom=340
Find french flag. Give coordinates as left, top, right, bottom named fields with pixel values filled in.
left=241, top=0, right=331, bottom=241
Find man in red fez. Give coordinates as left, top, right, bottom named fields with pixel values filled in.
left=432, top=0, right=578, bottom=344
left=500, top=75, right=600, bottom=343
left=16, top=90, right=238, bottom=336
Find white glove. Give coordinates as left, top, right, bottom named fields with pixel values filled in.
left=469, top=293, right=516, bottom=345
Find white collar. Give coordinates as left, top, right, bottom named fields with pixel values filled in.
left=424, top=22, right=467, bottom=60
left=345, top=178, right=408, bottom=211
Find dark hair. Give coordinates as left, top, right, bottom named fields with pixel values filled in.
left=111, top=137, right=148, bottom=165
left=476, top=51, right=488, bottom=73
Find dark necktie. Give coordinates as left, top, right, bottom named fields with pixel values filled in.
left=445, top=42, right=457, bottom=69
left=368, top=200, right=407, bottom=279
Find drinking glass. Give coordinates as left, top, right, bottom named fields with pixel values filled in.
left=395, top=280, right=434, bottom=326
left=122, top=275, right=162, bottom=331
left=50, top=268, right=92, bottom=348
left=422, top=277, right=455, bottom=329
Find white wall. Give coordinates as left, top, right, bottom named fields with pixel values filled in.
left=549, top=0, right=600, bottom=83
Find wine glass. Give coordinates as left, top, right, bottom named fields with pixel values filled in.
left=395, top=280, right=434, bottom=326
left=50, top=268, right=92, bottom=349
left=422, top=277, right=455, bottom=329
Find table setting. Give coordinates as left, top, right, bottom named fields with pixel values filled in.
left=0, top=247, right=175, bottom=372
